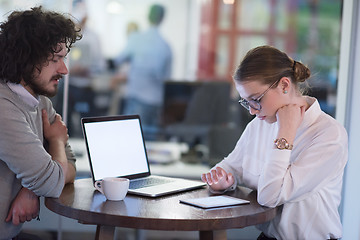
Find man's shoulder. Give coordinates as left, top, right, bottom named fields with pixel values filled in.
left=0, top=81, right=10, bottom=92
left=0, top=82, right=18, bottom=104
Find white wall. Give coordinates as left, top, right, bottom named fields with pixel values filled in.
left=338, top=0, right=360, bottom=239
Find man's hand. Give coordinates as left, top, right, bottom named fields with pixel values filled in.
left=42, top=109, right=68, bottom=145
left=201, top=167, right=235, bottom=192
left=5, top=188, right=39, bottom=225
left=42, top=109, right=76, bottom=184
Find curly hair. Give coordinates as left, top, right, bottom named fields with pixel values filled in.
left=0, top=6, right=82, bottom=84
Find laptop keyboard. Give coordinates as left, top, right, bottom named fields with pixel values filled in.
left=130, top=177, right=175, bottom=190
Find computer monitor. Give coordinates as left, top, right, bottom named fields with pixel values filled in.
left=162, top=81, right=231, bottom=126
left=161, top=81, right=231, bottom=145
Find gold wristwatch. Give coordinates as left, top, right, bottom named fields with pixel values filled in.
left=274, top=138, right=293, bottom=150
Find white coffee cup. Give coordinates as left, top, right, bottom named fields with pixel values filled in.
left=95, top=177, right=129, bottom=201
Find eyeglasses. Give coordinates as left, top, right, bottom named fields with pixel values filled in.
left=238, top=79, right=280, bottom=111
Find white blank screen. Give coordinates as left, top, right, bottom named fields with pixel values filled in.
left=83, top=118, right=149, bottom=180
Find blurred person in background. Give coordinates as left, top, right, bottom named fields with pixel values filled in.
left=113, top=4, right=172, bottom=139
left=110, top=21, right=139, bottom=115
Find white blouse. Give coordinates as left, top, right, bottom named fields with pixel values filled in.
left=215, top=97, right=348, bottom=240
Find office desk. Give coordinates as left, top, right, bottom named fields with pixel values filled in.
left=45, top=178, right=278, bottom=240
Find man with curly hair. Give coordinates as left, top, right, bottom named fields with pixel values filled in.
left=0, top=6, right=81, bottom=238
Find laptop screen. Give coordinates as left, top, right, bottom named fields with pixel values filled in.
left=82, top=115, right=150, bottom=181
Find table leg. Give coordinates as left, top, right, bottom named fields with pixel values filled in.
left=95, top=225, right=115, bottom=240
left=135, top=229, right=146, bottom=240
left=199, top=230, right=227, bottom=240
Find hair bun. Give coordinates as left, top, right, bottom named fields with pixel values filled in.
left=293, top=61, right=310, bottom=83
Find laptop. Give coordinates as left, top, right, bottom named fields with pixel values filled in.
left=81, top=115, right=206, bottom=197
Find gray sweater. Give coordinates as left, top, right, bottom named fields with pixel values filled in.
left=0, top=82, right=76, bottom=239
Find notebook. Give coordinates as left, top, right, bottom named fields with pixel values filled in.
left=81, top=115, right=206, bottom=197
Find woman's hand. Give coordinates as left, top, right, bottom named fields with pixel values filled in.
left=201, top=167, right=235, bottom=192
left=276, top=104, right=306, bottom=143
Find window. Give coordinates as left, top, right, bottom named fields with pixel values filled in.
left=198, top=0, right=342, bottom=117
left=0, top=0, right=343, bottom=139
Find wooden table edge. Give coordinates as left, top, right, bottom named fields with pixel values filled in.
left=45, top=196, right=278, bottom=231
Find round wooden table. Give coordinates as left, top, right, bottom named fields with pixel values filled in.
left=45, top=178, right=278, bottom=240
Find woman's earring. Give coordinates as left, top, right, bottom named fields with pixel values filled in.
left=283, top=90, right=288, bottom=94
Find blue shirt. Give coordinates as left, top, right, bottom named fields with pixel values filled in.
left=115, top=27, right=172, bottom=106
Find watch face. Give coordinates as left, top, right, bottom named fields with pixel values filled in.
left=278, top=138, right=287, bottom=149
left=275, top=138, right=292, bottom=150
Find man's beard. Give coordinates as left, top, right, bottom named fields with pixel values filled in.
left=27, top=75, right=62, bottom=97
